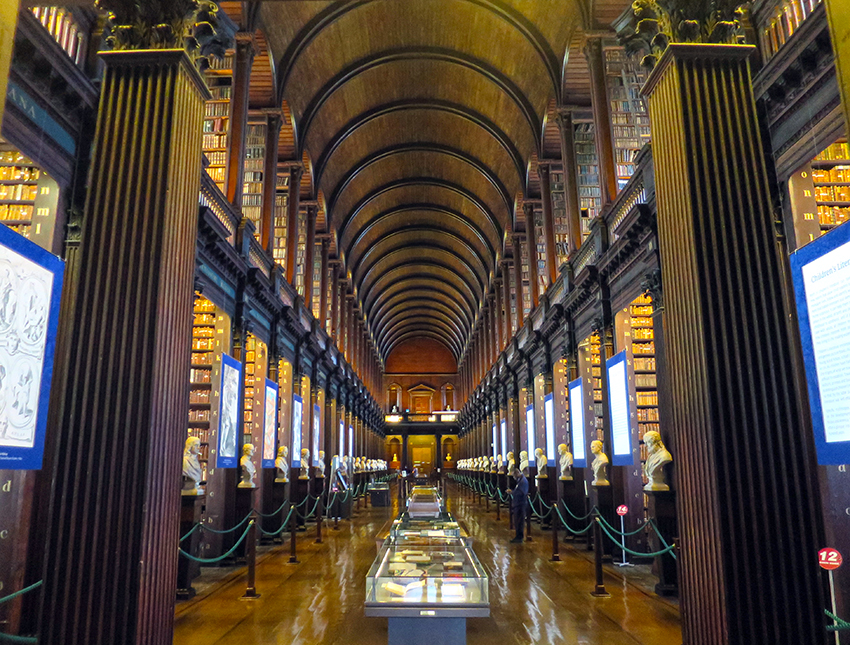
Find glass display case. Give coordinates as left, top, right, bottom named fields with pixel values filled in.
left=389, top=512, right=462, bottom=539
left=365, top=540, right=489, bottom=616
left=407, top=487, right=443, bottom=518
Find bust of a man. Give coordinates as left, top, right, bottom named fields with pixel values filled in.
left=519, top=450, right=529, bottom=475
left=506, top=451, right=515, bottom=474
left=497, top=454, right=504, bottom=473
left=299, top=448, right=310, bottom=479
left=316, top=450, right=326, bottom=478
left=643, top=431, right=672, bottom=491
left=590, top=440, right=609, bottom=486
left=238, top=443, right=256, bottom=488
left=182, top=436, right=204, bottom=495
left=275, top=445, right=289, bottom=483
left=558, top=443, right=573, bottom=480
left=489, top=456, right=497, bottom=473
left=342, top=455, right=350, bottom=476
left=535, top=447, right=547, bottom=477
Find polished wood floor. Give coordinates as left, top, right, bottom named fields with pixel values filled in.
left=173, top=483, right=682, bottom=644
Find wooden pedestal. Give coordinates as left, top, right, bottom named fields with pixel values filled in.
left=647, top=489, right=678, bottom=596
left=176, top=494, right=205, bottom=599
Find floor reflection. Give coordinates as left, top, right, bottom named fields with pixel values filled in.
left=173, top=482, right=681, bottom=644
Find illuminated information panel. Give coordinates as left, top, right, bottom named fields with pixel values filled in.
left=525, top=404, right=535, bottom=459
left=569, top=378, right=587, bottom=468
left=544, top=393, right=556, bottom=467
left=606, top=350, right=636, bottom=466
left=791, top=222, right=850, bottom=464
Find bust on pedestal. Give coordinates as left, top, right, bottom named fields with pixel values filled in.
left=643, top=431, right=672, bottom=491
left=182, top=436, right=204, bottom=495
left=519, top=451, right=529, bottom=475
left=534, top=448, right=547, bottom=478
left=299, top=448, right=310, bottom=479
left=316, top=450, right=326, bottom=478
left=590, top=440, right=609, bottom=486
left=275, top=446, right=289, bottom=483
left=506, top=451, right=515, bottom=474
left=497, top=454, right=504, bottom=473
left=558, top=443, right=573, bottom=481
left=238, top=443, right=256, bottom=488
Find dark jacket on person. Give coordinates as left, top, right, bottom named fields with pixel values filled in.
left=511, top=473, right=528, bottom=508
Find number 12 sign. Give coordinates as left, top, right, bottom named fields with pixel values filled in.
left=819, top=547, right=842, bottom=570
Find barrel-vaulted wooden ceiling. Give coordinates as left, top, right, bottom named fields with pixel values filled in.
left=237, top=0, right=629, bottom=366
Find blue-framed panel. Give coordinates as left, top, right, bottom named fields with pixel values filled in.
left=790, top=222, right=850, bottom=464
left=0, top=224, right=64, bottom=470
left=606, top=350, right=637, bottom=467
left=261, top=379, right=278, bottom=468
left=291, top=394, right=303, bottom=467
left=216, top=353, right=241, bottom=468
left=569, top=378, right=588, bottom=468
left=525, top=404, right=535, bottom=458
left=544, top=392, right=556, bottom=467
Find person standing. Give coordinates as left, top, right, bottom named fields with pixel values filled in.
left=506, top=467, right=528, bottom=543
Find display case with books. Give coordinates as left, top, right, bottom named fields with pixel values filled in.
left=365, top=540, right=489, bottom=614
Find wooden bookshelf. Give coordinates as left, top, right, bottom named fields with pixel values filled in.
left=574, top=121, right=601, bottom=240
left=243, top=334, right=268, bottom=463
left=294, top=207, right=307, bottom=296
left=273, top=171, right=290, bottom=266
left=605, top=49, right=651, bottom=191
left=188, top=296, right=218, bottom=483
left=589, top=332, right=604, bottom=441
left=532, top=204, right=549, bottom=293
left=242, top=122, right=266, bottom=237
left=202, top=54, right=233, bottom=193
left=811, top=140, right=850, bottom=232
left=0, top=143, right=60, bottom=247
left=549, top=167, right=571, bottom=264
left=311, top=240, right=323, bottom=318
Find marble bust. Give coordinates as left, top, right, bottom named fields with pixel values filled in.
left=489, top=456, right=496, bottom=473
left=506, top=451, right=515, bottom=474
left=274, top=445, right=289, bottom=483
left=643, top=431, right=672, bottom=491
left=299, top=448, right=310, bottom=479
left=519, top=450, right=529, bottom=475
left=316, top=450, right=326, bottom=478
left=590, top=440, right=609, bottom=486
left=497, top=454, right=504, bottom=474
left=342, top=455, right=350, bottom=476
left=557, top=443, right=573, bottom=481
left=534, top=448, right=547, bottom=478
left=238, top=443, right=256, bottom=488
left=182, top=436, right=204, bottom=495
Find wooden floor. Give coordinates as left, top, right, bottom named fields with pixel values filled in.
left=173, top=483, right=682, bottom=644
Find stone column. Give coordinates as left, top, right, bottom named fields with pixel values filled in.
left=554, top=108, right=583, bottom=254
left=643, top=44, right=825, bottom=645
left=37, top=50, right=208, bottom=644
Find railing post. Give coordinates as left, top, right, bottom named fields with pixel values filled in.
left=591, top=517, right=609, bottom=597
left=551, top=504, right=560, bottom=562
left=289, top=505, right=299, bottom=564
left=525, top=498, right=532, bottom=542
left=240, top=519, right=260, bottom=600
left=316, top=495, right=323, bottom=544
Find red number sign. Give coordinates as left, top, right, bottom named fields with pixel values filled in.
left=616, top=505, right=629, bottom=516
left=819, top=547, right=843, bottom=570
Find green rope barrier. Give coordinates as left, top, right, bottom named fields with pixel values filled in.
left=253, top=498, right=290, bottom=518
left=258, top=507, right=295, bottom=537
left=178, top=521, right=254, bottom=563
left=825, top=609, right=850, bottom=631
left=554, top=506, right=594, bottom=535
left=595, top=513, right=651, bottom=537
left=528, top=495, right=552, bottom=520
left=0, top=581, right=42, bottom=606
left=300, top=496, right=321, bottom=520
left=559, top=500, right=597, bottom=521
left=201, top=510, right=253, bottom=535
left=0, top=632, right=38, bottom=644
left=596, top=518, right=676, bottom=559
left=534, top=493, right=552, bottom=510
left=179, top=522, right=202, bottom=543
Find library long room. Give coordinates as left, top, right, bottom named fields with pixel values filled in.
left=0, top=1, right=849, bottom=644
